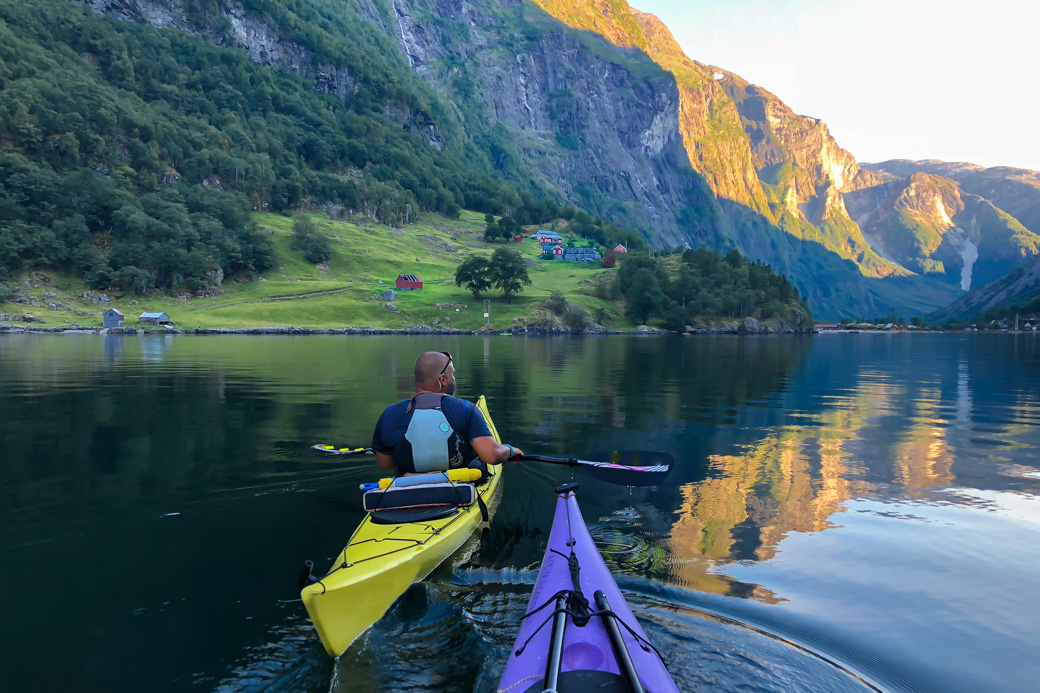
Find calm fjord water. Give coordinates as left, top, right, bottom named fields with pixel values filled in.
left=2, top=334, right=1039, bottom=692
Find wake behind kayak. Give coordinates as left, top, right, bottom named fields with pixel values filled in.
left=498, top=483, right=678, bottom=693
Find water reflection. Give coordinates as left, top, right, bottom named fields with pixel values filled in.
left=665, top=335, right=1040, bottom=605
left=1, top=334, right=1040, bottom=692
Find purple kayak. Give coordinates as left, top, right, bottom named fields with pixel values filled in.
left=498, top=483, right=679, bottom=693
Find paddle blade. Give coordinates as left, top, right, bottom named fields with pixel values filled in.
left=311, top=444, right=373, bottom=456
left=584, top=450, right=673, bottom=487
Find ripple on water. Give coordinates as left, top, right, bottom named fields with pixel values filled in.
left=314, top=577, right=882, bottom=693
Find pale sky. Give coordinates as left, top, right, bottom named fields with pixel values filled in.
left=634, top=0, right=1038, bottom=170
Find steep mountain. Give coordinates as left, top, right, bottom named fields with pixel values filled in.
left=354, top=0, right=720, bottom=248
left=627, top=12, right=771, bottom=217
left=864, top=160, right=1040, bottom=236
left=0, top=0, right=541, bottom=293
left=857, top=173, right=1040, bottom=290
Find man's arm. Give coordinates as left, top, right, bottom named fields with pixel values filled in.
left=463, top=400, right=523, bottom=464
left=376, top=451, right=395, bottom=471
left=371, top=409, right=395, bottom=471
left=472, top=436, right=523, bottom=465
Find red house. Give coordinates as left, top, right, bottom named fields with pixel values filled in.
left=396, top=274, right=423, bottom=290
left=614, top=244, right=628, bottom=253
left=551, top=245, right=565, bottom=258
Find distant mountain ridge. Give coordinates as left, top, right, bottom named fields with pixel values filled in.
left=524, top=1, right=1040, bottom=318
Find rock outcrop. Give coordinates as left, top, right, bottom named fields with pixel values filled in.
left=857, top=173, right=1040, bottom=290
left=367, top=0, right=719, bottom=247
left=76, top=0, right=445, bottom=149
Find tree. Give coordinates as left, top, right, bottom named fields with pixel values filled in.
left=624, top=269, right=668, bottom=324
left=663, top=304, right=689, bottom=332
left=546, top=289, right=568, bottom=315
left=602, top=249, right=616, bottom=268
left=489, top=247, right=531, bottom=302
left=292, top=216, right=331, bottom=263
left=455, top=255, right=493, bottom=297
left=483, top=213, right=501, bottom=242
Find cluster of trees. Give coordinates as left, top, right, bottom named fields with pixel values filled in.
left=454, top=248, right=532, bottom=302
left=936, top=297, right=1040, bottom=329
left=607, top=247, right=810, bottom=329
left=839, top=316, right=924, bottom=326
left=0, top=154, right=272, bottom=291
left=291, top=217, right=332, bottom=264
left=487, top=196, right=648, bottom=252
left=483, top=214, right=523, bottom=242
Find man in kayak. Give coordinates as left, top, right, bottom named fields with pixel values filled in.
left=372, top=351, right=522, bottom=477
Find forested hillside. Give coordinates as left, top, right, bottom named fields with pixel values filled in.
left=0, top=0, right=520, bottom=291
left=0, top=0, right=813, bottom=331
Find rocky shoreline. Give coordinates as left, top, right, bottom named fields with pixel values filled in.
left=0, top=316, right=812, bottom=336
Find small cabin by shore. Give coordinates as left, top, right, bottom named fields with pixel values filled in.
left=396, top=274, right=423, bottom=290
left=103, top=308, right=124, bottom=328
left=139, top=311, right=171, bottom=325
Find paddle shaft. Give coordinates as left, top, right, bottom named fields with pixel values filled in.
left=515, top=453, right=672, bottom=487
left=517, top=454, right=603, bottom=467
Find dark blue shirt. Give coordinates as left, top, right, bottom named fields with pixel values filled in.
left=371, top=396, right=493, bottom=457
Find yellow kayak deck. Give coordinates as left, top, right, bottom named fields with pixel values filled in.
left=301, top=395, right=503, bottom=657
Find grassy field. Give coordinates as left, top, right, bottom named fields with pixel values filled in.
left=1, top=210, right=639, bottom=331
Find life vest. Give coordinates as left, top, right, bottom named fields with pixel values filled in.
left=393, top=393, right=469, bottom=474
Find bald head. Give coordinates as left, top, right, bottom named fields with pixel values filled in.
left=414, top=351, right=454, bottom=391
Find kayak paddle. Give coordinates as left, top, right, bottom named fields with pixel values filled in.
left=311, top=444, right=374, bottom=456
left=516, top=451, right=672, bottom=487
left=312, top=444, right=673, bottom=486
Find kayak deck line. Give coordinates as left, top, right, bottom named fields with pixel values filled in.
left=498, top=483, right=678, bottom=693
left=316, top=509, right=474, bottom=579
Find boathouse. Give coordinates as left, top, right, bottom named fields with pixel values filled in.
left=138, top=312, right=171, bottom=325
left=102, top=309, right=124, bottom=328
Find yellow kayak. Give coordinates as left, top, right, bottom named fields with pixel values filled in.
left=301, top=395, right=503, bottom=657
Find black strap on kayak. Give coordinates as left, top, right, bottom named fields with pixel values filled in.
left=476, top=492, right=489, bottom=522
left=548, top=549, right=591, bottom=627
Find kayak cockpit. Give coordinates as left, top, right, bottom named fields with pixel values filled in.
left=370, top=506, right=460, bottom=524
left=519, top=670, right=631, bottom=693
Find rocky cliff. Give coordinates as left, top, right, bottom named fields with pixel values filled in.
left=365, top=0, right=720, bottom=247
left=856, top=172, right=1040, bottom=291
left=631, top=12, right=771, bottom=218
left=865, top=159, right=1040, bottom=238
left=75, top=0, right=454, bottom=150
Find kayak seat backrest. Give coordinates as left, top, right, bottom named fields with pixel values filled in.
left=369, top=505, right=460, bottom=525
left=363, top=482, right=476, bottom=512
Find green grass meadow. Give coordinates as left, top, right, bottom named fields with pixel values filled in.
left=1, top=210, right=635, bottom=331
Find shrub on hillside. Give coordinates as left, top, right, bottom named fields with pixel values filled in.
left=292, top=217, right=332, bottom=264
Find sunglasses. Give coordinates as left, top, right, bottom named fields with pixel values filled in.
left=439, top=351, right=453, bottom=376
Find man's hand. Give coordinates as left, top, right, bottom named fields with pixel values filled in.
left=472, top=436, right=523, bottom=465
